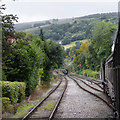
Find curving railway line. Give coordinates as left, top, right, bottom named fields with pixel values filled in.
left=70, top=74, right=103, bottom=93
left=69, top=75, right=115, bottom=112
left=71, top=74, right=103, bottom=89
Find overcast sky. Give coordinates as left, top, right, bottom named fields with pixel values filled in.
left=1, top=0, right=119, bottom=23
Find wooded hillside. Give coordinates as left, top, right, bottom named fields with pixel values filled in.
left=15, top=12, right=118, bottom=45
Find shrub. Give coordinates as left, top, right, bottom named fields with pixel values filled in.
left=15, top=82, right=26, bottom=102
left=2, top=97, right=11, bottom=105
left=81, top=69, right=99, bottom=79
left=2, top=97, right=14, bottom=113
left=1, top=81, right=26, bottom=104
left=3, top=40, right=39, bottom=96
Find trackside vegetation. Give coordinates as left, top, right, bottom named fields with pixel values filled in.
left=1, top=4, right=65, bottom=114
left=65, top=21, right=117, bottom=79
left=2, top=81, right=26, bottom=104
left=72, top=21, right=117, bottom=73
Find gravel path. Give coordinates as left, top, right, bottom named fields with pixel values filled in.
left=54, top=76, right=113, bottom=118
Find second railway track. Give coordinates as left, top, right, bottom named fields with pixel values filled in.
left=68, top=75, right=116, bottom=112
left=71, top=74, right=103, bottom=89
left=22, top=76, right=67, bottom=120
left=70, top=74, right=103, bottom=92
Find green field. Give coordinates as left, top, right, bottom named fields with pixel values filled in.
left=63, top=39, right=87, bottom=50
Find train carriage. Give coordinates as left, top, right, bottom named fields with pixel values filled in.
left=102, top=9, right=120, bottom=118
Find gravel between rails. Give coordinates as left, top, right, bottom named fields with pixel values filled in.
left=54, top=76, right=113, bottom=118
left=71, top=75, right=103, bottom=93
left=72, top=75, right=103, bottom=90
left=71, top=75, right=113, bottom=106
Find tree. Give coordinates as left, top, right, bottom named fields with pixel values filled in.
left=85, top=21, right=117, bottom=70
left=3, top=40, right=39, bottom=95
left=1, top=4, right=18, bottom=55
left=85, top=44, right=98, bottom=70
left=14, top=31, right=26, bottom=39
left=73, top=40, right=90, bottom=71
left=39, top=29, right=45, bottom=41
left=33, top=36, right=65, bottom=84
left=45, top=40, right=65, bottom=68
left=90, top=21, right=116, bottom=68
left=40, top=40, right=65, bottom=84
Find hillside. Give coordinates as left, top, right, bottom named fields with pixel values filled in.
left=15, top=18, right=73, bottom=31
left=15, top=12, right=118, bottom=45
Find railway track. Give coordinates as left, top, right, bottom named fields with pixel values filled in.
left=70, top=74, right=103, bottom=92
left=22, top=76, right=67, bottom=120
left=68, top=75, right=116, bottom=112
left=70, top=74, right=103, bottom=89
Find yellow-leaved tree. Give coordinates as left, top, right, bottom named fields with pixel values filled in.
left=73, top=40, right=90, bottom=71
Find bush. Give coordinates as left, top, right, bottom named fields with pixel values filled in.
left=81, top=69, right=99, bottom=79
left=1, top=81, right=26, bottom=104
left=16, top=82, right=26, bottom=102
left=2, top=97, right=14, bottom=113
left=3, top=40, right=39, bottom=96
left=2, top=97, right=11, bottom=105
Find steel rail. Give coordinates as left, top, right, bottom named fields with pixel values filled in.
left=49, top=76, right=68, bottom=120
left=69, top=76, right=116, bottom=111
left=71, top=75, right=103, bottom=93
left=22, top=78, right=62, bottom=120
left=70, top=74, right=103, bottom=89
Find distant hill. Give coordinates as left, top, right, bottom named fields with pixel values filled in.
left=15, top=18, right=73, bottom=31
left=15, top=12, right=118, bottom=31
left=15, top=12, right=118, bottom=45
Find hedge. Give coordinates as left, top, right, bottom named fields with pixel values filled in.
left=1, top=81, right=26, bottom=104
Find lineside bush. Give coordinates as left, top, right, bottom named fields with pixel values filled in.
left=2, top=97, right=14, bottom=113
left=3, top=40, right=39, bottom=96
left=81, top=69, right=99, bottom=79
left=1, top=81, right=26, bottom=104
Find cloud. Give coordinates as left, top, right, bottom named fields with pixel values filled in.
left=1, top=2, right=118, bottom=23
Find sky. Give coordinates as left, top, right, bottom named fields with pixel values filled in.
left=1, top=0, right=119, bottom=23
